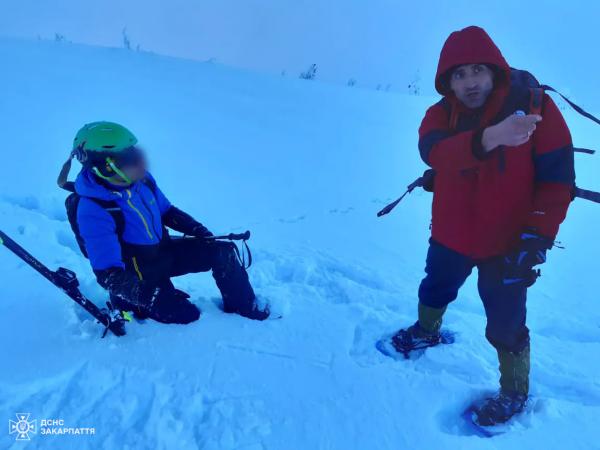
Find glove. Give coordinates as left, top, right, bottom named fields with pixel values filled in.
left=96, top=268, right=157, bottom=314
left=162, top=206, right=213, bottom=238
left=190, top=223, right=214, bottom=239
left=502, top=229, right=554, bottom=286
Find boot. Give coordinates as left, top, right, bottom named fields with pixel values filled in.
left=390, top=304, right=449, bottom=357
left=474, top=345, right=530, bottom=426
left=418, top=302, right=447, bottom=334
left=149, top=288, right=201, bottom=324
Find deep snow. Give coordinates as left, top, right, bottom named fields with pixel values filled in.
left=0, top=37, right=599, bottom=449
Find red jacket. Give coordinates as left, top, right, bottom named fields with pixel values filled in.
left=418, top=25, right=575, bottom=259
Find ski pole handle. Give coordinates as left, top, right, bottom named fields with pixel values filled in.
left=206, top=230, right=251, bottom=241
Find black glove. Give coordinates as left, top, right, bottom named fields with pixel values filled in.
left=502, top=229, right=554, bottom=286
left=189, top=224, right=214, bottom=239
left=162, top=206, right=213, bottom=238
left=96, top=268, right=156, bottom=313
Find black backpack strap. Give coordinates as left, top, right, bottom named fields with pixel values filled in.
left=540, top=84, right=600, bottom=126
left=91, top=198, right=125, bottom=238
left=574, top=147, right=596, bottom=155
left=60, top=181, right=76, bottom=193
left=64, top=194, right=125, bottom=257
left=574, top=187, right=600, bottom=204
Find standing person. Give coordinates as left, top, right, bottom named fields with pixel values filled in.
left=382, top=26, right=575, bottom=425
left=64, top=121, right=270, bottom=324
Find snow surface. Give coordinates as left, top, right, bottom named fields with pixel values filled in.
left=0, top=37, right=599, bottom=449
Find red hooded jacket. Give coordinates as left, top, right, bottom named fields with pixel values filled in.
left=418, top=25, right=575, bottom=259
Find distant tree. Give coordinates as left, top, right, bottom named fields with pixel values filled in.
left=347, top=78, right=357, bottom=87
left=54, top=33, right=65, bottom=42
left=300, top=64, right=317, bottom=80
left=385, top=84, right=392, bottom=92
left=408, top=71, right=421, bottom=95
left=122, top=28, right=131, bottom=50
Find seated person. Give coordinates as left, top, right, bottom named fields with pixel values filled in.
left=65, top=121, right=269, bottom=324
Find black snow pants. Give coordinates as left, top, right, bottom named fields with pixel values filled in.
left=114, top=237, right=268, bottom=323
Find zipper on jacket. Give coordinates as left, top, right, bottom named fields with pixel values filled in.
left=126, top=189, right=154, bottom=240
left=139, top=189, right=161, bottom=238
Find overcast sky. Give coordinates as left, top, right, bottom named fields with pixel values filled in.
left=0, top=0, right=598, bottom=102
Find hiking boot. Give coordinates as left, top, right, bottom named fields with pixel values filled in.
left=390, top=321, right=446, bottom=355
left=473, top=390, right=528, bottom=426
left=150, top=288, right=201, bottom=324
left=418, top=303, right=447, bottom=334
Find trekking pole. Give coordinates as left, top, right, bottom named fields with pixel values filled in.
left=181, top=230, right=253, bottom=269
left=0, top=229, right=126, bottom=338
left=206, top=231, right=251, bottom=241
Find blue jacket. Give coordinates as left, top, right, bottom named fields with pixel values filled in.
left=75, top=169, right=172, bottom=270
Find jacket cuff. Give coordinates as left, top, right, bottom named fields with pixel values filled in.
left=471, top=127, right=492, bottom=161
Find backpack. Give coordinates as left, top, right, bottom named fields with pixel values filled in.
left=507, top=68, right=599, bottom=203
left=64, top=176, right=157, bottom=258
left=377, top=68, right=600, bottom=217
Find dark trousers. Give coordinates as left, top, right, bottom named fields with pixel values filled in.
left=122, top=237, right=264, bottom=319
left=418, top=238, right=529, bottom=353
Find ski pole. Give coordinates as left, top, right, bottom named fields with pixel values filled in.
left=180, top=231, right=253, bottom=268
left=0, top=230, right=126, bottom=337
left=180, top=230, right=251, bottom=241
left=206, top=231, right=251, bottom=241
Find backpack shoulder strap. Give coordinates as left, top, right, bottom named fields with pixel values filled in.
left=540, top=84, right=600, bottom=126
left=89, top=197, right=125, bottom=237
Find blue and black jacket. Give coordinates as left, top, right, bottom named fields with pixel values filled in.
left=75, top=169, right=207, bottom=281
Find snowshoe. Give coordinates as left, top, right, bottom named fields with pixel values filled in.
left=376, top=321, right=455, bottom=360
left=462, top=390, right=528, bottom=437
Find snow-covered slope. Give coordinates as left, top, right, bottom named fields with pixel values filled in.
left=1, top=37, right=599, bottom=449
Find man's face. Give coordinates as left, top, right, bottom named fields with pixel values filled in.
left=449, top=63, right=495, bottom=109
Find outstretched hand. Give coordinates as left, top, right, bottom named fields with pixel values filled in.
left=482, top=114, right=542, bottom=151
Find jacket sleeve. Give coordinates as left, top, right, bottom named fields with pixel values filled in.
left=418, top=100, right=491, bottom=172
left=525, top=93, right=576, bottom=239
left=161, top=206, right=210, bottom=235
left=77, top=198, right=125, bottom=271
left=144, top=172, right=210, bottom=236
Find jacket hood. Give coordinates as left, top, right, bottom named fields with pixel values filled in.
left=435, top=25, right=511, bottom=97
left=74, top=169, right=126, bottom=201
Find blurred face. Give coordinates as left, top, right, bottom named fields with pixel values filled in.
left=119, top=158, right=147, bottom=183
left=449, top=63, right=495, bottom=109
left=105, top=147, right=148, bottom=185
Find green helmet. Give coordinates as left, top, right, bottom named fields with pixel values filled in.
left=73, top=121, right=141, bottom=183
